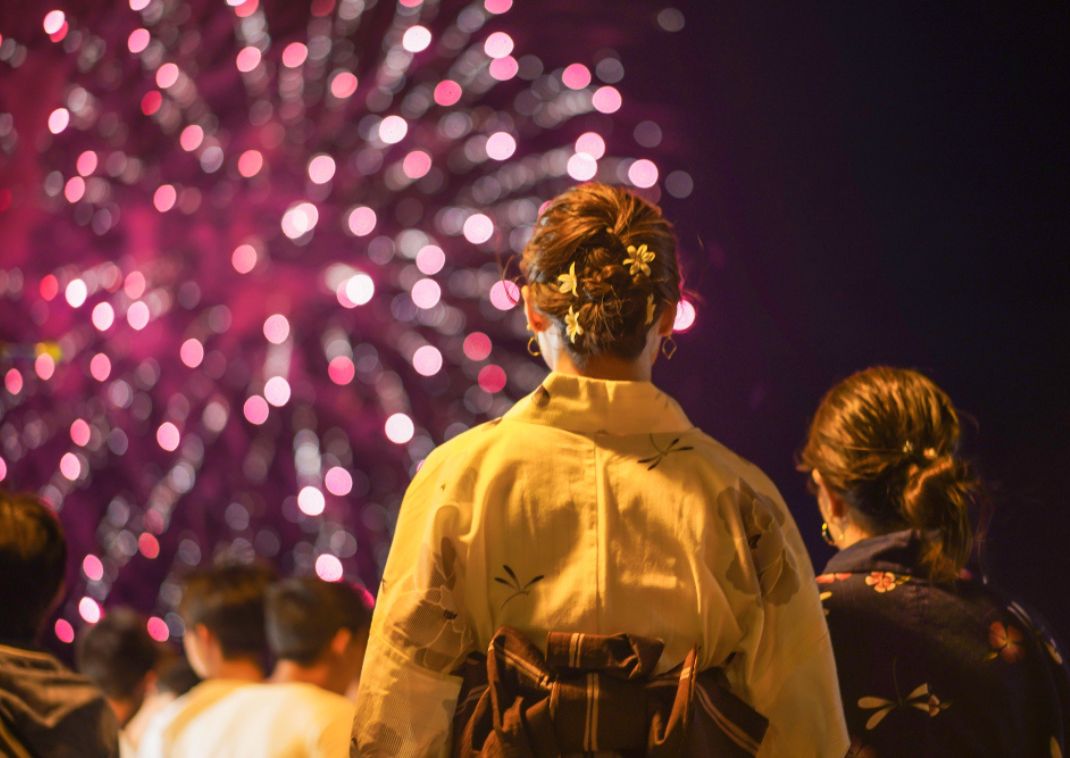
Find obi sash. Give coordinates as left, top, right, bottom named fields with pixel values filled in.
left=451, top=626, right=767, bottom=757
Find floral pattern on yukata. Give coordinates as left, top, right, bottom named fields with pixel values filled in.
left=820, top=530, right=1070, bottom=755
left=864, top=571, right=908, bottom=593
left=354, top=724, right=403, bottom=757
left=719, top=480, right=800, bottom=605
left=986, top=621, right=1026, bottom=663
left=384, top=534, right=473, bottom=673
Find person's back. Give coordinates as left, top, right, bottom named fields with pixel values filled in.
left=174, top=681, right=354, bottom=757
left=137, top=561, right=274, bottom=757
left=76, top=606, right=160, bottom=756
left=0, top=489, right=119, bottom=758
left=819, top=533, right=1068, bottom=755
left=354, top=184, right=848, bottom=757
left=184, top=577, right=369, bottom=757
left=800, top=366, right=1070, bottom=755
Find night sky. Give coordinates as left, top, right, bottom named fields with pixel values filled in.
left=654, top=3, right=1070, bottom=637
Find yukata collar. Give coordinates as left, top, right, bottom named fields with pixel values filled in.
left=504, top=371, right=694, bottom=436
left=823, top=529, right=926, bottom=577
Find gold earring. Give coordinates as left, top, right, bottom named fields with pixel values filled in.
left=821, top=522, right=836, bottom=546
left=660, top=336, right=677, bottom=360
left=526, top=336, right=541, bottom=357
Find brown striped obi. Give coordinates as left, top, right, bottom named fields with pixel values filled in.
left=451, top=626, right=767, bottom=757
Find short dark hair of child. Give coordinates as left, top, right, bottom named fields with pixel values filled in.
left=0, top=490, right=67, bottom=641
left=75, top=607, right=160, bottom=700
left=178, top=562, right=276, bottom=659
left=155, top=654, right=201, bottom=697
left=265, top=578, right=372, bottom=665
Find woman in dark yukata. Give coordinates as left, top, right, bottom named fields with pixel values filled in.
left=801, top=366, right=1070, bottom=756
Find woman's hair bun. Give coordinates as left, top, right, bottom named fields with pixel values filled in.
left=901, top=454, right=979, bottom=582
left=799, top=366, right=983, bottom=583
left=519, top=183, right=681, bottom=364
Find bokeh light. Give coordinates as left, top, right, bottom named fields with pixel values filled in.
left=55, top=619, right=75, bottom=644
left=308, top=155, right=337, bottom=184
left=0, top=0, right=683, bottom=640
left=156, top=422, right=181, bottom=452
left=592, top=85, right=623, bottom=114
left=281, top=202, right=319, bottom=239
left=243, top=395, right=270, bottom=425
left=78, top=596, right=102, bottom=624
left=463, top=332, right=493, bottom=361
left=478, top=364, right=508, bottom=393
left=314, top=554, right=344, bottom=582
left=180, top=338, right=205, bottom=368
left=402, top=25, right=432, bottom=53
left=410, top=278, right=442, bottom=310
left=628, top=158, right=659, bottom=188
left=489, top=280, right=520, bottom=310
left=330, top=71, right=359, bottom=99
left=412, top=345, right=444, bottom=377
left=324, top=466, right=353, bottom=496
left=463, top=213, right=494, bottom=244
left=47, top=108, right=69, bottom=135
left=263, top=314, right=291, bottom=344
left=434, top=80, right=462, bottom=106
left=567, top=153, right=598, bottom=181
left=384, top=413, right=415, bottom=444
left=378, top=115, right=408, bottom=145
left=264, top=376, right=292, bottom=407
left=484, top=32, right=514, bottom=59
left=673, top=298, right=697, bottom=332
left=70, top=419, right=91, bottom=447
left=346, top=206, right=377, bottom=236
left=146, top=616, right=170, bottom=642
left=575, top=132, right=607, bottom=159
left=298, top=486, right=326, bottom=516
left=562, top=63, right=592, bottom=90
left=486, top=132, right=517, bottom=161
left=231, top=243, right=259, bottom=273
left=82, top=554, right=104, bottom=582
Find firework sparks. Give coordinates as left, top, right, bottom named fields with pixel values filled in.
left=0, top=0, right=692, bottom=643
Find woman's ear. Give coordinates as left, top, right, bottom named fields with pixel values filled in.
left=521, top=285, right=550, bottom=332
left=812, top=469, right=849, bottom=520
left=658, top=301, right=678, bottom=337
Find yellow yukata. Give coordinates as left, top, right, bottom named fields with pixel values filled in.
left=353, top=373, right=848, bottom=757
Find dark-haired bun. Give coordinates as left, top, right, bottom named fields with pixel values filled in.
left=902, top=455, right=979, bottom=582
left=798, top=366, right=982, bottom=583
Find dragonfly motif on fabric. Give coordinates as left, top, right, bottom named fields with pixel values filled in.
left=857, top=660, right=951, bottom=730
left=494, top=564, right=544, bottom=609
left=638, top=434, right=694, bottom=470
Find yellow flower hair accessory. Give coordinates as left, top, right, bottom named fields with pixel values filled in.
left=564, top=305, right=584, bottom=343
left=624, top=243, right=655, bottom=277
left=645, top=294, right=656, bottom=326
left=556, top=261, right=579, bottom=297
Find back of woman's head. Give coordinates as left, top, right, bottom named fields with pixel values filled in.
left=799, top=366, right=980, bottom=583
left=520, top=183, right=680, bottom=364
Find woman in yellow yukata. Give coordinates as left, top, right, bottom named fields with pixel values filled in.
left=352, top=183, right=848, bottom=757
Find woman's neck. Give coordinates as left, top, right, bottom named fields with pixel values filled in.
left=550, top=351, right=652, bottom=382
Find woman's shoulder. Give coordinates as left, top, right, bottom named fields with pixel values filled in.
left=685, top=429, right=786, bottom=500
